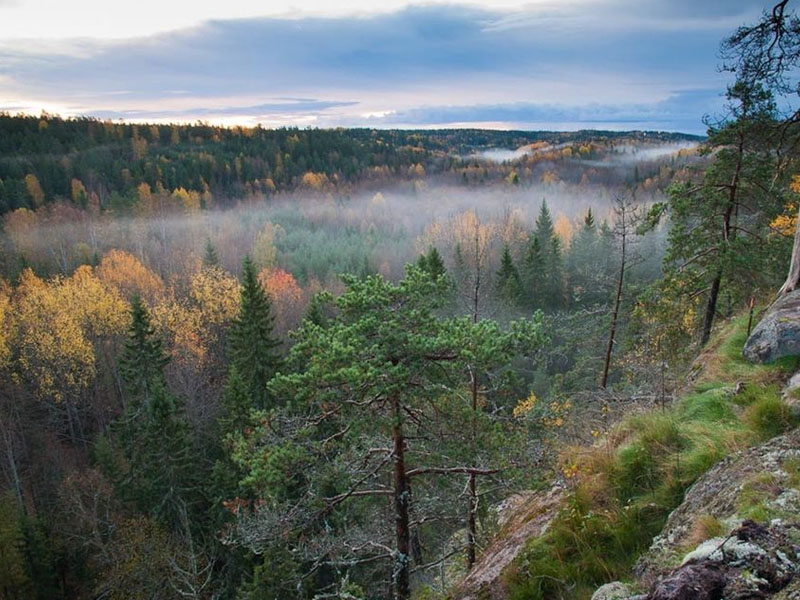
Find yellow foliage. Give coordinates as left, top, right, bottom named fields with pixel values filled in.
left=541, top=171, right=559, bottom=185
left=513, top=392, right=538, bottom=418
left=171, top=187, right=201, bottom=213
left=554, top=215, right=574, bottom=246
left=300, top=171, right=328, bottom=190
left=70, top=179, right=88, bottom=205
left=96, top=249, right=165, bottom=302
left=770, top=174, right=800, bottom=236
left=189, top=267, right=239, bottom=325
left=0, top=279, right=11, bottom=368
left=24, top=174, right=45, bottom=207
left=10, top=268, right=126, bottom=400
left=251, top=222, right=284, bottom=270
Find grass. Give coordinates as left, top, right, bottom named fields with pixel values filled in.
left=503, top=316, right=799, bottom=600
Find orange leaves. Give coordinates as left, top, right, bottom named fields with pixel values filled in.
left=258, top=267, right=304, bottom=336
left=96, top=249, right=165, bottom=302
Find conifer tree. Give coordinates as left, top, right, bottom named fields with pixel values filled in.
left=229, top=256, right=281, bottom=408
left=203, top=238, right=219, bottom=267
left=523, top=236, right=545, bottom=309
left=119, top=295, right=169, bottom=404
left=495, top=245, right=522, bottom=304
left=114, top=299, right=199, bottom=532
left=417, top=246, right=447, bottom=280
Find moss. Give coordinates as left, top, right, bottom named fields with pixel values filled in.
left=737, top=472, right=782, bottom=522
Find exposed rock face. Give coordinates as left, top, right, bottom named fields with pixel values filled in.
left=451, top=485, right=565, bottom=600
left=744, top=291, right=800, bottom=363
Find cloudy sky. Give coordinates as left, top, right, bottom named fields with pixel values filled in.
left=0, top=0, right=770, bottom=133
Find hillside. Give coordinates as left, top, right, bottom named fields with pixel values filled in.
left=452, top=312, right=800, bottom=599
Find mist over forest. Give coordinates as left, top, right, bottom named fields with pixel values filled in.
left=6, top=2, right=800, bottom=599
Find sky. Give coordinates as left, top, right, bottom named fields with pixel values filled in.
left=0, top=0, right=771, bottom=133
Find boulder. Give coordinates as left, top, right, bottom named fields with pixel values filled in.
left=744, top=290, right=800, bottom=363
left=644, top=520, right=799, bottom=600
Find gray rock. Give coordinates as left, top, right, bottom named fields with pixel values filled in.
left=744, top=290, right=800, bottom=363
left=591, top=581, right=638, bottom=600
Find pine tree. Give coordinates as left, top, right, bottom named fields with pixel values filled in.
left=119, top=296, right=169, bottom=404
left=229, top=256, right=281, bottom=409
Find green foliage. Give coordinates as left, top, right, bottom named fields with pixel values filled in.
left=119, top=295, right=169, bottom=401
left=417, top=246, right=447, bottom=281
left=229, top=256, right=281, bottom=409
left=495, top=245, right=522, bottom=304
left=203, top=238, right=220, bottom=267
left=741, top=387, right=798, bottom=440
left=234, top=265, right=545, bottom=595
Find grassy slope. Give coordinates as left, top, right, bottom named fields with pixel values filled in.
left=502, top=316, right=800, bottom=600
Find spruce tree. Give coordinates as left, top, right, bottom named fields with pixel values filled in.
left=119, top=295, right=169, bottom=403
left=417, top=246, right=447, bottom=280
left=523, top=236, right=545, bottom=309
left=203, top=238, right=219, bottom=267
left=425, top=246, right=446, bottom=280
left=495, top=245, right=522, bottom=304
left=229, top=256, right=281, bottom=408
left=115, top=299, right=199, bottom=532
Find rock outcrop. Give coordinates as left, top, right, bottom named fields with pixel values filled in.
left=451, top=485, right=565, bottom=600
left=744, top=291, right=800, bottom=363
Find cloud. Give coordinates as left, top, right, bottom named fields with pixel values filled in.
left=87, top=99, right=359, bottom=120
left=0, top=2, right=760, bottom=132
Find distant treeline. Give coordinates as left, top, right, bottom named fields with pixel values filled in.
left=0, top=114, right=701, bottom=213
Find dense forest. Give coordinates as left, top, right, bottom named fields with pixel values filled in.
left=3, top=3, right=800, bottom=600
left=0, top=115, right=699, bottom=215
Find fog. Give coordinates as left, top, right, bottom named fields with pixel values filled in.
left=1, top=179, right=668, bottom=286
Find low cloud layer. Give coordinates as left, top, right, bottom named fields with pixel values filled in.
left=0, top=0, right=767, bottom=133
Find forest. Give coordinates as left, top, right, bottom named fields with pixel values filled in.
left=3, top=4, right=800, bottom=600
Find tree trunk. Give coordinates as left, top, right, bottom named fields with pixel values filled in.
left=466, top=365, right=478, bottom=569
left=601, top=200, right=628, bottom=389
left=700, top=271, right=723, bottom=346
left=391, top=395, right=411, bottom=600
left=778, top=203, right=800, bottom=296
left=466, top=240, right=481, bottom=569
